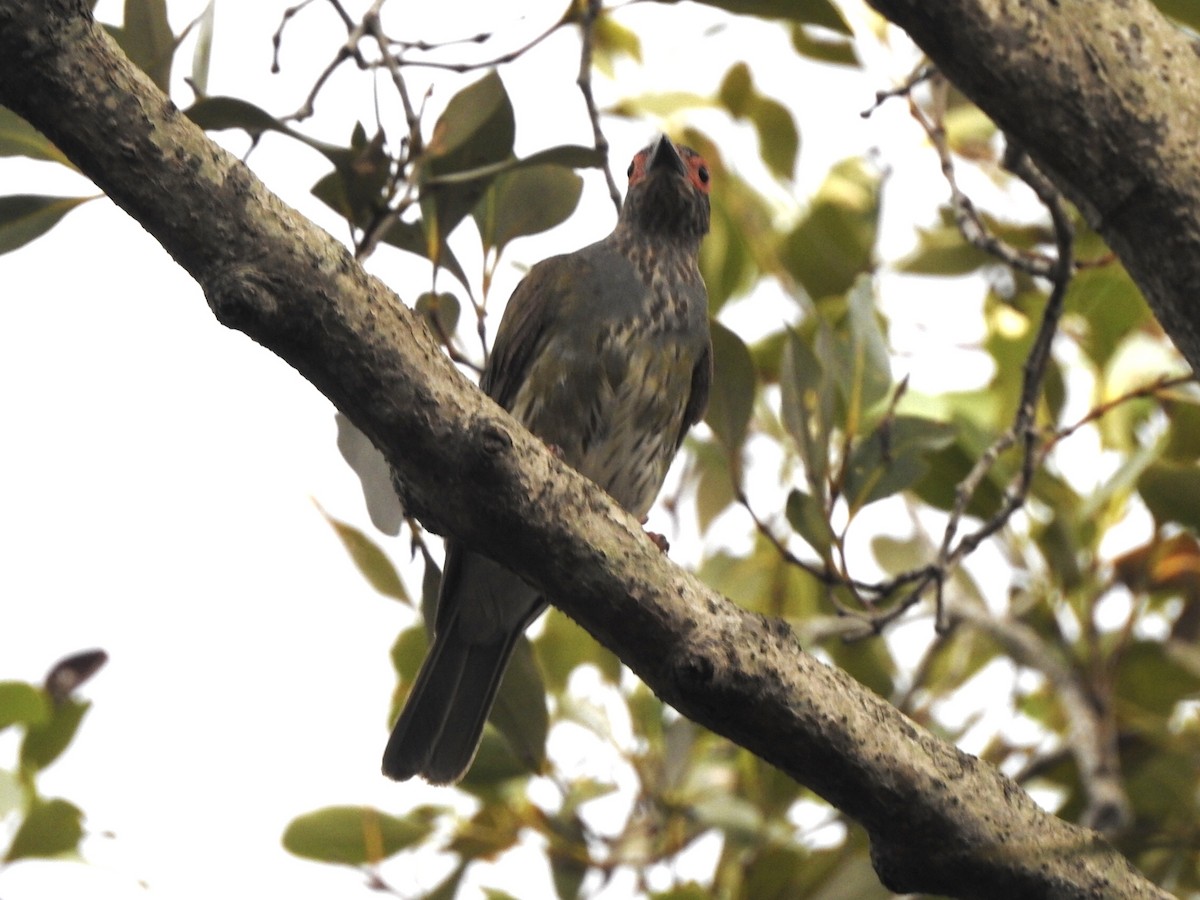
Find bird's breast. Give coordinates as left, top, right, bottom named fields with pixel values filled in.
left=509, top=281, right=704, bottom=518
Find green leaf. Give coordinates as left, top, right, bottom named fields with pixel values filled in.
left=534, top=611, right=621, bottom=693
left=282, top=806, right=433, bottom=865
left=1115, top=642, right=1200, bottom=718
left=5, top=797, right=83, bottom=862
left=1138, top=461, right=1200, bottom=532
left=814, top=278, right=891, bottom=431
left=449, top=801, right=523, bottom=857
left=20, top=699, right=89, bottom=774
left=698, top=535, right=823, bottom=618
left=705, top=322, right=757, bottom=469
left=789, top=23, right=858, bottom=66
left=717, top=64, right=800, bottom=180
left=691, top=0, right=851, bottom=33
left=488, top=637, right=548, bottom=776
left=186, top=96, right=289, bottom=138
left=785, top=488, right=833, bottom=556
left=318, top=507, right=407, bottom=601
left=690, top=438, right=737, bottom=531
left=185, top=97, right=350, bottom=165
left=415, top=291, right=461, bottom=340
left=421, top=70, right=516, bottom=245
left=698, top=155, right=776, bottom=311
left=1154, top=0, right=1200, bottom=30
left=591, top=13, right=643, bottom=77
left=0, top=107, right=69, bottom=164
left=780, top=326, right=831, bottom=487
left=1063, top=262, right=1151, bottom=369
left=474, top=163, right=583, bottom=255
left=0, top=682, right=49, bottom=731
left=842, top=415, right=956, bottom=511
left=0, top=195, right=93, bottom=255
left=110, top=0, right=176, bottom=91
left=0, top=769, right=21, bottom=818
left=780, top=158, right=880, bottom=301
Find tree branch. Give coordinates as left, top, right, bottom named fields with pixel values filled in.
left=0, top=1, right=1168, bottom=896
left=866, top=0, right=1200, bottom=376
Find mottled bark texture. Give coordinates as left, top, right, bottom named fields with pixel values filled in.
left=0, top=0, right=1175, bottom=896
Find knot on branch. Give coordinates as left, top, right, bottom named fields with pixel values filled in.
left=205, top=264, right=282, bottom=330
left=466, top=418, right=514, bottom=476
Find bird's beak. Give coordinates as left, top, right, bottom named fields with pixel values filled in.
left=648, top=135, right=687, bottom=177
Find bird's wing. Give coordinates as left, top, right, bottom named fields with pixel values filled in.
left=480, top=255, right=569, bottom=412
left=677, top=336, right=712, bottom=452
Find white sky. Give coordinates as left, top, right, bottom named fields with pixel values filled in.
left=0, top=1, right=1024, bottom=897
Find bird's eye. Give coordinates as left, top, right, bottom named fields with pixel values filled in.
left=627, top=162, right=635, bottom=178
left=697, top=165, right=710, bottom=184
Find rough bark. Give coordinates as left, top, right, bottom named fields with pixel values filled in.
left=868, top=0, right=1200, bottom=375
left=0, top=1, right=1172, bottom=897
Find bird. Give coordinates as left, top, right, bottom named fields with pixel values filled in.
left=383, top=135, right=713, bottom=784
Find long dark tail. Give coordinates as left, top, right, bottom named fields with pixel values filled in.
left=381, top=622, right=519, bottom=785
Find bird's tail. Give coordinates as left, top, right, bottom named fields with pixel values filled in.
left=381, top=620, right=519, bottom=785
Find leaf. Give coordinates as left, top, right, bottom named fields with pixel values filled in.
left=0, top=195, right=93, bottom=255
left=1138, top=461, right=1200, bottom=533
left=690, top=438, right=737, bottom=532
left=414, top=291, right=462, bottom=340
left=717, top=63, right=800, bottom=180
left=534, top=611, right=621, bottom=693
left=0, top=107, right=69, bottom=165
left=449, top=801, right=523, bottom=857
left=488, top=637, right=548, bottom=776
left=0, top=682, right=49, bottom=732
left=785, top=488, right=833, bottom=556
left=1154, top=0, right=1200, bottom=30
left=1115, top=641, right=1200, bottom=718
left=779, top=324, right=832, bottom=487
left=790, top=23, right=858, bottom=66
left=691, top=0, right=851, bottom=33
left=421, top=70, right=516, bottom=245
left=317, top=505, right=407, bottom=601
left=4, top=797, right=83, bottom=862
left=185, top=97, right=350, bottom=165
left=190, top=1, right=216, bottom=97
left=780, top=158, right=880, bottom=301
left=704, top=321, right=757, bottom=470
left=842, top=415, right=956, bottom=511
left=110, top=0, right=176, bottom=91
left=20, top=698, right=89, bottom=774
left=591, top=13, right=643, bottom=77
left=474, top=163, right=583, bottom=255
left=333, top=414, right=404, bottom=537
left=282, top=806, right=433, bottom=865
left=816, top=277, right=891, bottom=428
left=1063, top=262, right=1151, bottom=369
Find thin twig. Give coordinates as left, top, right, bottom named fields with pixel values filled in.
left=860, top=62, right=935, bottom=118
left=575, top=0, right=622, bottom=214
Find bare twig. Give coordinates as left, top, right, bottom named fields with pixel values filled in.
left=906, top=79, right=1062, bottom=279
left=860, top=62, right=935, bottom=117
left=575, top=0, right=622, bottom=214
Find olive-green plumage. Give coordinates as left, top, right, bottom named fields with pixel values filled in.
left=383, top=136, right=713, bottom=784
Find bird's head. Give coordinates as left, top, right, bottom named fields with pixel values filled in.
left=619, top=135, right=711, bottom=243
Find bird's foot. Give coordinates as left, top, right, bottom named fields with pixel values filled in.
left=639, top=516, right=670, bottom=553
